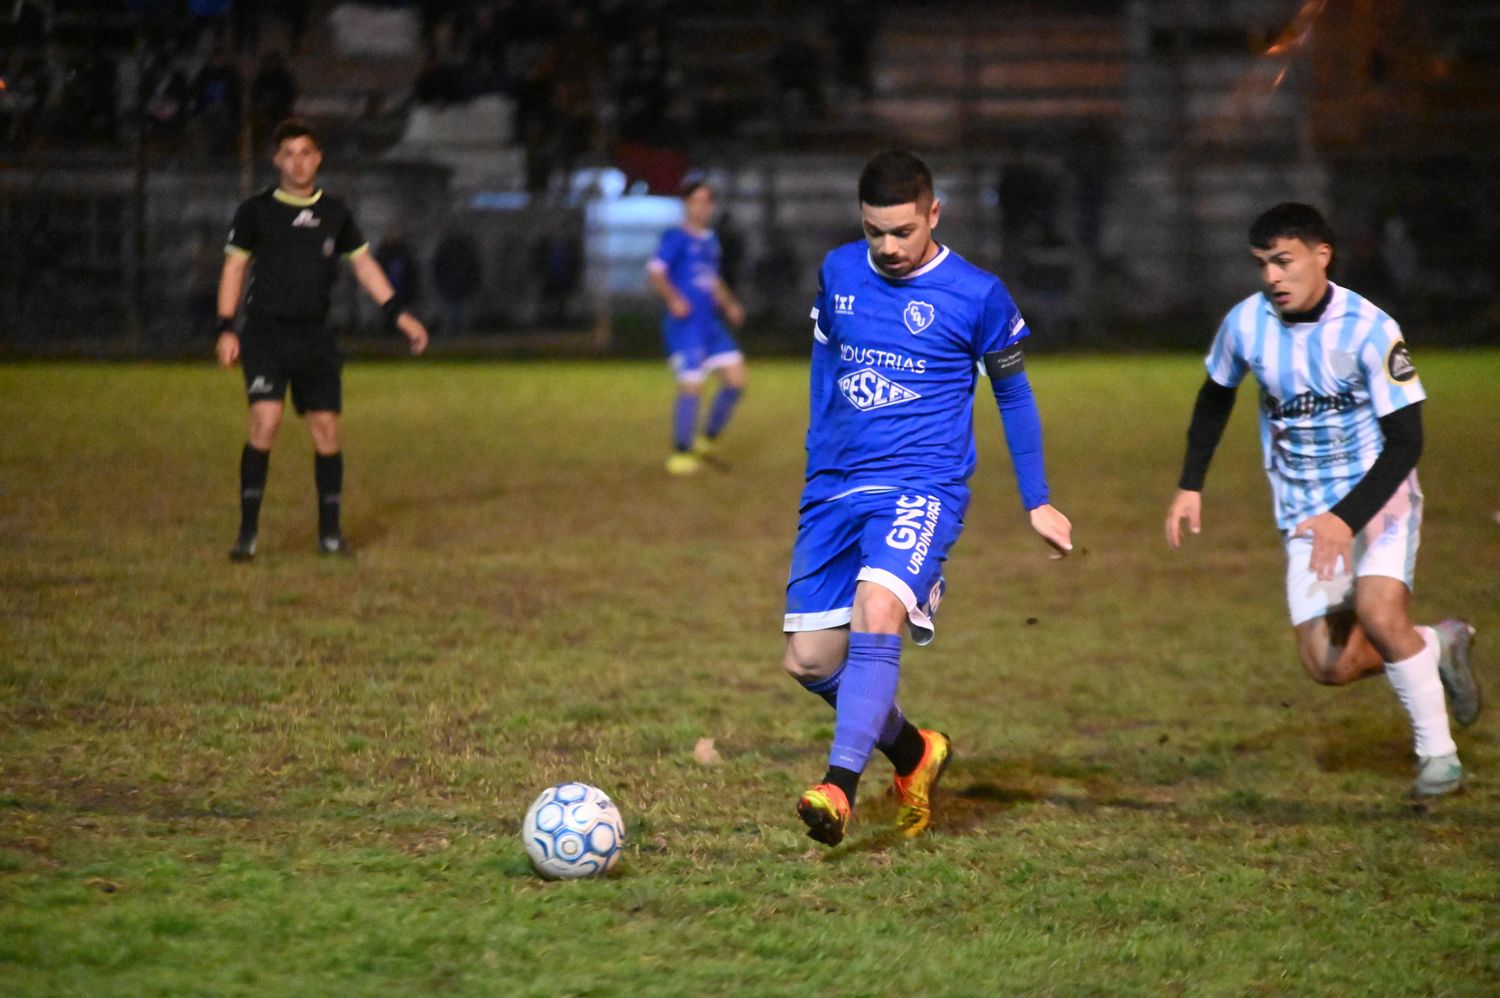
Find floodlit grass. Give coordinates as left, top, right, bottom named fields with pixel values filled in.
left=2, top=353, right=1497, bottom=995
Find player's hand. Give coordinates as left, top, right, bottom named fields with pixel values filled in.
left=1294, top=511, right=1353, bottom=582
left=723, top=299, right=745, bottom=329
left=668, top=295, right=692, bottom=320
left=1165, top=489, right=1202, bottom=548
left=1029, top=503, right=1073, bottom=558
left=398, top=312, right=429, bottom=355
left=215, top=332, right=240, bottom=367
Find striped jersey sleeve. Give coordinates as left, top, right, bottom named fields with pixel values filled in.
left=1358, top=314, right=1425, bottom=416
left=1204, top=307, right=1250, bottom=387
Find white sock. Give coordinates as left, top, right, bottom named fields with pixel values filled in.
left=1384, top=625, right=1457, bottom=759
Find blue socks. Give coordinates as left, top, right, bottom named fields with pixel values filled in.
left=672, top=394, right=699, bottom=452
left=705, top=385, right=742, bottom=439
left=802, top=663, right=908, bottom=746
left=827, top=632, right=903, bottom=775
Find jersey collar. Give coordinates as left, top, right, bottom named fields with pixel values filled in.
left=866, top=244, right=950, bottom=281
left=273, top=188, right=324, bottom=207
left=1261, top=280, right=1349, bottom=324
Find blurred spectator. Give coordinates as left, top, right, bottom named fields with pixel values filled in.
left=191, top=47, right=242, bottom=157
left=768, top=14, right=827, bottom=121
left=827, top=0, right=879, bottom=103
left=531, top=219, right=583, bottom=326
left=375, top=226, right=421, bottom=313
left=249, top=50, right=296, bottom=152
left=431, top=228, right=483, bottom=336
left=142, top=50, right=192, bottom=146
left=59, top=43, right=118, bottom=143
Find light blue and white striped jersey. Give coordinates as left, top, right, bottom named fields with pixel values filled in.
left=1205, top=281, right=1425, bottom=530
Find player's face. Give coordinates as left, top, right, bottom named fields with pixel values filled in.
left=683, top=187, right=715, bottom=230
left=861, top=198, right=941, bottom=278
left=273, top=136, right=323, bottom=194
left=1252, top=236, right=1331, bottom=314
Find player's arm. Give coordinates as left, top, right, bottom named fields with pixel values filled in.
left=1165, top=377, right=1238, bottom=547
left=711, top=276, right=744, bottom=329
left=984, top=346, right=1072, bottom=556
left=349, top=249, right=428, bottom=355
left=646, top=263, right=692, bottom=319
left=215, top=250, right=251, bottom=367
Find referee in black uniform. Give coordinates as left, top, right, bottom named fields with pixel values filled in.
left=216, top=119, right=429, bottom=560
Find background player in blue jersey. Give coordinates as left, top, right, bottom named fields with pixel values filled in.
left=216, top=120, right=428, bottom=560
left=1165, top=202, right=1481, bottom=797
left=646, top=174, right=747, bottom=475
left=784, top=151, right=1074, bottom=845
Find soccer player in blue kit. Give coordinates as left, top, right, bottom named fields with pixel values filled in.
left=783, top=151, right=1074, bottom=845
left=647, top=174, right=748, bottom=475
left=1165, top=203, right=1481, bottom=797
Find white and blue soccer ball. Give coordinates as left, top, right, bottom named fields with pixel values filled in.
left=522, top=782, right=624, bottom=880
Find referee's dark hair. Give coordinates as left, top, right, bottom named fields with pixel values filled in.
left=271, top=118, right=320, bottom=150
left=858, top=150, right=934, bottom=209
left=1249, top=202, right=1336, bottom=251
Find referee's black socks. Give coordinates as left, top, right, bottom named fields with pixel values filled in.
left=239, top=444, right=270, bottom=539
left=315, top=452, right=343, bottom=539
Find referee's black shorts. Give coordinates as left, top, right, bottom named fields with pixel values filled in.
left=240, top=319, right=343, bottom=414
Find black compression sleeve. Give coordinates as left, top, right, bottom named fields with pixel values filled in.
left=1328, top=402, right=1423, bottom=533
left=1178, top=378, right=1238, bottom=491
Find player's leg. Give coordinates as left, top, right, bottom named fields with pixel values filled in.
left=1293, top=610, right=1384, bottom=686
left=292, top=347, right=349, bottom=555
left=697, top=327, right=746, bottom=455
left=791, top=491, right=961, bottom=843
left=664, top=325, right=705, bottom=474
left=232, top=342, right=289, bottom=560
left=1356, top=575, right=1461, bottom=795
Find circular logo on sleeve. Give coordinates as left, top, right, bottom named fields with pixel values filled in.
left=1386, top=341, right=1417, bottom=383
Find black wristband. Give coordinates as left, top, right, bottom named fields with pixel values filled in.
left=217, top=316, right=236, bottom=334
left=381, top=298, right=404, bottom=325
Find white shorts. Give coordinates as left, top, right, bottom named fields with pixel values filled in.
left=1284, top=471, right=1422, bottom=626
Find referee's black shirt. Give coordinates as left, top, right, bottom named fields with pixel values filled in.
left=226, top=187, right=368, bottom=326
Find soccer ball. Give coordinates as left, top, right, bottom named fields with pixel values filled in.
left=522, top=782, right=624, bottom=880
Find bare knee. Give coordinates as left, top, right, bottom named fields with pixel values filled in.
left=1295, top=623, right=1347, bottom=685
left=305, top=411, right=341, bottom=455
left=247, top=403, right=283, bottom=450
left=784, top=631, right=845, bottom=683
left=678, top=380, right=705, bottom=399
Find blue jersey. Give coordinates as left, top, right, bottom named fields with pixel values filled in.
left=802, top=242, right=1030, bottom=510
left=650, top=226, right=721, bottom=319
left=1205, top=282, right=1426, bottom=530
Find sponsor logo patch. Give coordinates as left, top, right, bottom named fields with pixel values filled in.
left=838, top=367, right=922, bottom=411
left=902, top=300, right=936, bottom=334
left=291, top=209, right=320, bottom=228
left=247, top=376, right=275, bottom=394
left=1386, top=340, right=1417, bottom=383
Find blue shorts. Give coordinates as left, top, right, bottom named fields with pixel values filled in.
left=783, top=489, right=964, bottom=646
left=664, top=315, right=742, bottom=384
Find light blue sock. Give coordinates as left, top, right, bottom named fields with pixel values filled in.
left=705, top=385, right=742, bottom=438
left=672, top=394, right=700, bottom=451
left=800, top=663, right=906, bottom=749
left=828, top=632, right=902, bottom=775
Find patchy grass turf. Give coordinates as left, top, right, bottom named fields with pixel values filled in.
left=2, top=353, right=1497, bottom=995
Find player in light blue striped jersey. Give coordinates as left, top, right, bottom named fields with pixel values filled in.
left=1166, top=203, right=1481, bottom=798
left=783, top=151, right=1074, bottom=845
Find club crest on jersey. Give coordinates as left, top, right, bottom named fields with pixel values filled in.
left=902, top=300, right=936, bottom=335
left=291, top=209, right=320, bottom=228
left=839, top=367, right=922, bottom=411
left=1386, top=340, right=1417, bottom=384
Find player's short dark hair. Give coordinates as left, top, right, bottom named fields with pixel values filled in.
left=858, top=150, right=934, bottom=208
left=678, top=171, right=710, bottom=198
left=1249, top=202, right=1335, bottom=251
left=272, top=119, right=319, bottom=150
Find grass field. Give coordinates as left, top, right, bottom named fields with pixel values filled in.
left=2, top=353, right=1497, bottom=996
